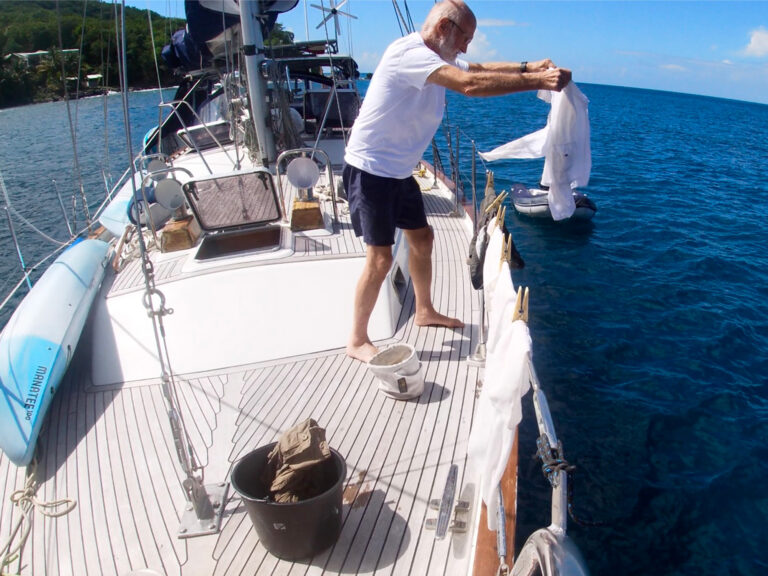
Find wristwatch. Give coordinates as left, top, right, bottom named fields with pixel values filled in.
left=520, top=61, right=528, bottom=73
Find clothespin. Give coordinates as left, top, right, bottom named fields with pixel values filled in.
left=512, top=286, right=529, bottom=322
left=499, top=234, right=509, bottom=271
left=483, top=190, right=508, bottom=215
left=504, top=232, right=513, bottom=263
left=485, top=170, right=495, bottom=193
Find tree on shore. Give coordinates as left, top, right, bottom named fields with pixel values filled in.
left=0, top=0, right=183, bottom=108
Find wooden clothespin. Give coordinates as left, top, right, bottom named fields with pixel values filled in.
left=504, top=231, right=513, bottom=263
left=499, top=234, right=509, bottom=271
left=485, top=170, right=495, bottom=196
left=512, top=286, right=529, bottom=322
left=488, top=204, right=507, bottom=235
left=484, top=190, right=508, bottom=215
left=497, top=205, right=506, bottom=235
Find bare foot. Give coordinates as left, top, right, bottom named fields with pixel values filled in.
left=415, top=310, right=465, bottom=328
left=346, top=340, right=379, bottom=363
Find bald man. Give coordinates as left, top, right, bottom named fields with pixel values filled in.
left=343, top=0, right=571, bottom=362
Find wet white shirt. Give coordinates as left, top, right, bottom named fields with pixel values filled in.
left=480, top=82, right=592, bottom=220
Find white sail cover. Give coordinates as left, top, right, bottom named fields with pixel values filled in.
left=480, top=82, right=592, bottom=220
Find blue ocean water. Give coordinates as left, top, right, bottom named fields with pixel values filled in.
left=0, top=89, right=174, bottom=324
left=441, top=84, right=768, bottom=576
left=1, top=84, right=767, bottom=575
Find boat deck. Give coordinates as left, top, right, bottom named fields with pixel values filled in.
left=0, top=171, right=490, bottom=575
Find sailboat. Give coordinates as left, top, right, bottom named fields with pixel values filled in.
left=0, top=2, right=589, bottom=575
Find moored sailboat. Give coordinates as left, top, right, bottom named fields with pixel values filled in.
left=0, top=2, right=590, bottom=575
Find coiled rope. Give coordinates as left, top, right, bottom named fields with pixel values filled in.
left=0, top=460, right=77, bottom=574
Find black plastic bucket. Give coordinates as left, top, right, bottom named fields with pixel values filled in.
left=230, top=442, right=347, bottom=560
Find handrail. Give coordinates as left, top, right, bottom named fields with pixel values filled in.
left=158, top=99, right=239, bottom=174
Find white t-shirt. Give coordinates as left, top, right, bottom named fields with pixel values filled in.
left=345, top=33, right=469, bottom=179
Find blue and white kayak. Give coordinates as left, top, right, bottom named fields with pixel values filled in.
left=511, top=182, right=597, bottom=220
left=0, top=238, right=110, bottom=466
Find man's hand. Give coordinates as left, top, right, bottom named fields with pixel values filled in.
left=527, top=58, right=555, bottom=72
left=539, top=67, right=572, bottom=91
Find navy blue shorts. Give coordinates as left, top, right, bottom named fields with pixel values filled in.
left=342, top=164, right=428, bottom=246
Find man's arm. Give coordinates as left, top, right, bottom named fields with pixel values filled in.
left=467, top=58, right=554, bottom=74
left=429, top=60, right=571, bottom=97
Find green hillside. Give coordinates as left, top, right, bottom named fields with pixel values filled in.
left=0, top=0, right=184, bottom=108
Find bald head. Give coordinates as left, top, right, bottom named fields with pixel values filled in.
left=421, top=0, right=476, bottom=35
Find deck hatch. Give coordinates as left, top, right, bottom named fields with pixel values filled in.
left=183, top=169, right=281, bottom=232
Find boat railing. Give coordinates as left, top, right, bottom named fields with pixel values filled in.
left=157, top=99, right=240, bottom=173
left=506, top=356, right=590, bottom=576
left=431, top=121, right=490, bottom=227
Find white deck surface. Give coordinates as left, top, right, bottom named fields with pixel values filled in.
left=0, top=167, right=486, bottom=575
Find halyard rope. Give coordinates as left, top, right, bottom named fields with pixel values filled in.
left=0, top=460, right=76, bottom=575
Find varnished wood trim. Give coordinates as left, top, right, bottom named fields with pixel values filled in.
left=472, top=430, right=518, bottom=576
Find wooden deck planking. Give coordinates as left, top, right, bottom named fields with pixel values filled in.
left=331, top=388, right=406, bottom=573
left=0, top=166, right=495, bottom=576
left=314, top=367, right=396, bottom=573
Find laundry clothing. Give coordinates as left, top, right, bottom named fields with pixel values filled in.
left=264, top=418, right=332, bottom=503
left=468, top=224, right=489, bottom=289
left=468, top=262, right=532, bottom=530
left=468, top=209, right=524, bottom=290
left=479, top=82, right=591, bottom=220
left=485, top=261, right=516, bottom=357
left=481, top=219, right=504, bottom=314
left=344, top=32, right=469, bottom=179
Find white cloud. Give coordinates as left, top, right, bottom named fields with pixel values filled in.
left=744, top=27, right=768, bottom=57
left=466, top=30, right=497, bottom=61
left=660, top=64, right=686, bottom=72
left=476, top=19, right=524, bottom=28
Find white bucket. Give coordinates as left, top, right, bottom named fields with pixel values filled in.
left=367, top=343, right=425, bottom=400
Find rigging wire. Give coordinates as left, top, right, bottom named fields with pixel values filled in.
left=219, top=0, right=242, bottom=168
left=115, top=0, right=204, bottom=489
left=146, top=5, right=166, bottom=99
left=391, top=0, right=409, bottom=36
left=145, top=1, right=169, bottom=156
left=101, top=0, right=114, bottom=193
left=314, top=0, right=351, bottom=148
left=55, top=0, right=92, bottom=232
left=403, top=0, right=416, bottom=33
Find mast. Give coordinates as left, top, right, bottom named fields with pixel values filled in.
left=239, top=0, right=277, bottom=164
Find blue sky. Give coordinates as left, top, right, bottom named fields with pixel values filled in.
left=128, top=1, right=768, bottom=105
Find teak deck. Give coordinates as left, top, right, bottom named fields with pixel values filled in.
left=0, top=169, right=519, bottom=575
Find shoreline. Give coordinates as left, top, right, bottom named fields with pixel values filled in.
left=0, top=85, right=176, bottom=111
